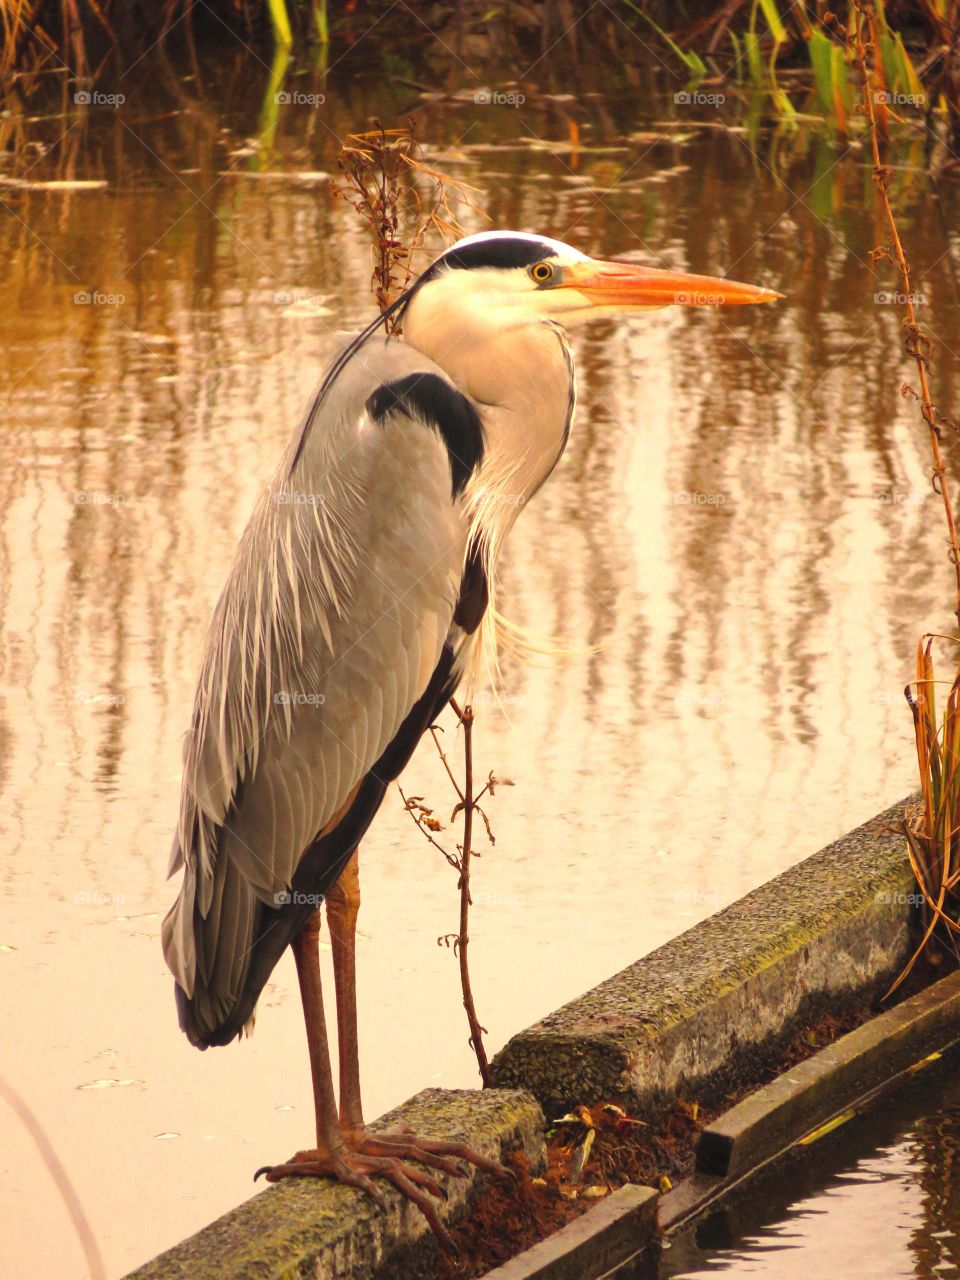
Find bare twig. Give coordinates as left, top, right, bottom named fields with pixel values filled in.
left=836, top=3, right=960, bottom=992
left=455, top=703, right=493, bottom=1086
left=400, top=700, right=498, bottom=1088
left=398, top=787, right=460, bottom=870
left=0, top=1075, right=106, bottom=1280
left=428, top=723, right=465, bottom=803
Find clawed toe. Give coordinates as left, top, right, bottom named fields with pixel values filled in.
left=251, top=1146, right=456, bottom=1252
left=359, top=1127, right=509, bottom=1183
left=250, top=1128, right=512, bottom=1256
left=358, top=1133, right=468, bottom=1180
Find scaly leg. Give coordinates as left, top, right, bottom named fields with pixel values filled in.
left=326, top=851, right=511, bottom=1184
left=254, top=907, right=457, bottom=1250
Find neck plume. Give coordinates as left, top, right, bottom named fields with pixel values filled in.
left=402, top=290, right=576, bottom=689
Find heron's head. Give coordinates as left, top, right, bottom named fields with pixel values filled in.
left=402, top=230, right=781, bottom=343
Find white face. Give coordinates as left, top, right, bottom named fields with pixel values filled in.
left=413, top=231, right=781, bottom=331
left=411, top=235, right=610, bottom=335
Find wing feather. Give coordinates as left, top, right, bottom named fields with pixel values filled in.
left=162, top=338, right=473, bottom=1034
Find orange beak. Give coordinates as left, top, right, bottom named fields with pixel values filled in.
left=563, top=258, right=783, bottom=308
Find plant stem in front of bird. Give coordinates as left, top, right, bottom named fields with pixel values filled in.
left=453, top=700, right=493, bottom=1087
left=398, top=700, right=502, bottom=1088
left=340, top=120, right=495, bottom=1079
left=839, top=3, right=960, bottom=991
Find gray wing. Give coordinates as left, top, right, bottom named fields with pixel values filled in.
left=162, top=337, right=473, bottom=1038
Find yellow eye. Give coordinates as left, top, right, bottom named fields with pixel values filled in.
left=529, top=261, right=555, bottom=284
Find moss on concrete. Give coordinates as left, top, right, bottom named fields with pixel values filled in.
left=124, top=1088, right=543, bottom=1280
left=493, top=797, right=918, bottom=1116
left=128, top=797, right=921, bottom=1278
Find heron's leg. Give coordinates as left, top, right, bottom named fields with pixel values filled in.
left=292, top=908, right=342, bottom=1154
left=254, top=909, right=459, bottom=1252
left=326, top=849, right=365, bottom=1135
left=326, top=853, right=512, bottom=1186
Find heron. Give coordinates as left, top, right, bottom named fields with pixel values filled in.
left=162, top=230, right=780, bottom=1247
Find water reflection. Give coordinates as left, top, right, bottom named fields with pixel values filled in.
left=1, top=37, right=959, bottom=1280
left=660, top=1074, right=960, bottom=1280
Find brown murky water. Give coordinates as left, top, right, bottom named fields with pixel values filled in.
left=659, top=1064, right=960, bottom=1280
left=2, top=29, right=960, bottom=1280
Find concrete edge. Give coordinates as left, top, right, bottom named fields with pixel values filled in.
left=696, top=967, right=960, bottom=1177
left=477, top=1184, right=658, bottom=1280
left=481, top=971, right=960, bottom=1280
left=658, top=967, right=960, bottom=1234
left=493, top=796, right=918, bottom=1116
left=126, top=795, right=927, bottom=1280
left=123, top=1088, right=543, bottom=1280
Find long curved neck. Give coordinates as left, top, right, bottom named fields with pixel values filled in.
left=401, top=284, right=576, bottom=688
left=401, top=296, right=576, bottom=537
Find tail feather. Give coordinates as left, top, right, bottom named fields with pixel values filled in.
left=161, top=844, right=262, bottom=1048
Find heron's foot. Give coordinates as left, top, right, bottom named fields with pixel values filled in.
left=254, top=1147, right=457, bottom=1253
left=345, top=1123, right=516, bottom=1185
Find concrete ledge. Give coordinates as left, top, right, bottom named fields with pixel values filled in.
left=658, top=968, right=960, bottom=1235
left=696, top=967, right=960, bottom=1177
left=128, top=796, right=926, bottom=1279
left=124, top=1088, right=543, bottom=1280
left=479, top=1184, right=658, bottom=1280
left=493, top=797, right=917, bottom=1116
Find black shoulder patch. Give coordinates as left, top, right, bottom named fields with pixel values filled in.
left=366, top=372, right=484, bottom=499
left=453, top=538, right=488, bottom=634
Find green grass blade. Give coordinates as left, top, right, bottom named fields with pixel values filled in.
left=808, top=29, right=835, bottom=115
left=729, top=29, right=744, bottom=86
left=757, top=0, right=788, bottom=44
left=313, top=0, right=328, bottom=45
left=745, top=32, right=764, bottom=86
left=620, top=0, right=707, bottom=80
left=267, top=0, right=293, bottom=47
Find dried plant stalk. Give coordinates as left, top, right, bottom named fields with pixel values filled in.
left=450, top=701, right=493, bottom=1086
left=399, top=699, right=508, bottom=1089
left=340, top=123, right=495, bottom=1081
left=843, top=2, right=960, bottom=990
left=333, top=121, right=481, bottom=330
